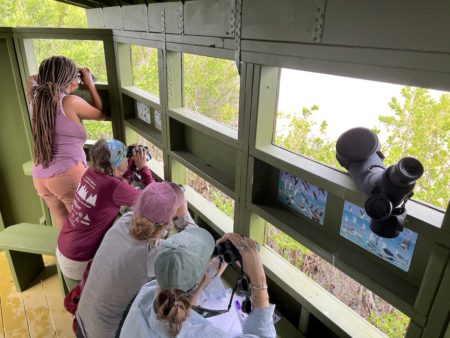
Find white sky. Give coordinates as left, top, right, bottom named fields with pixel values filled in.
left=277, top=69, right=446, bottom=143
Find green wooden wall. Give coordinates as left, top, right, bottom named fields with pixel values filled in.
left=1, top=1, right=450, bottom=336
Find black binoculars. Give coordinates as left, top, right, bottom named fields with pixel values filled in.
left=336, top=127, right=423, bottom=238
left=213, top=240, right=242, bottom=264
left=126, top=145, right=151, bottom=161
left=78, top=70, right=97, bottom=83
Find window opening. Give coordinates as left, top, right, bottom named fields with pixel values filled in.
left=33, top=39, right=110, bottom=141
left=33, top=39, right=107, bottom=82
left=131, top=45, right=159, bottom=97
left=273, top=68, right=450, bottom=209
left=83, top=121, right=113, bottom=140
left=265, top=223, right=410, bottom=337
left=183, top=54, right=239, bottom=129
left=136, top=136, right=163, bottom=164
left=185, top=167, right=235, bottom=219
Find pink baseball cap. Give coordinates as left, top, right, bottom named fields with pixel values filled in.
left=134, top=182, right=185, bottom=224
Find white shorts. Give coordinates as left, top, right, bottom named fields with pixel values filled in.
left=56, top=246, right=90, bottom=281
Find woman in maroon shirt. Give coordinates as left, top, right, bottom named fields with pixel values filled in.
left=56, top=138, right=155, bottom=280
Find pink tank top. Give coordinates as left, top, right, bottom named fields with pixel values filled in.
left=32, top=95, right=88, bottom=179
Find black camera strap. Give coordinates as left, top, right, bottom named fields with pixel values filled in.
left=192, top=262, right=249, bottom=318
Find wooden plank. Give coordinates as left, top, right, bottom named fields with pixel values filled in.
left=0, top=224, right=59, bottom=255
left=0, top=297, right=4, bottom=338
left=0, top=252, right=29, bottom=338
left=41, top=256, right=74, bottom=338
left=21, top=280, right=56, bottom=338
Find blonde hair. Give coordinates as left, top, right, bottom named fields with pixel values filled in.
left=129, top=215, right=172, bottom=241
left=30, top=56, right=78, bottom=167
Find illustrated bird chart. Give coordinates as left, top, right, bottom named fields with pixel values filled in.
left=340, top=201, right=418, bottom=272
left=136, top=102, right=151, bottom=124
left=278, top=170, right=328, bottom=225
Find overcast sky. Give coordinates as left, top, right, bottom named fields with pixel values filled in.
left=277, top=69, right=446, bottom=143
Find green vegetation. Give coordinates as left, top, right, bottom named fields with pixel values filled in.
left=83, top=121, right=113, bottom=140
left=0, top=0, right=87, bottom=28
left=183, top=54, right=240, bottom=129
left=3, top=3, right=448, bottom=337
left=265, top=224, right=410, bottom=337
left=275, top=87, right=450, bottom=209
left=33, top=39, right=108, bottom=83
left=379, top=87, right=450, bottom=209
left=1, top=0, right=110, bottom=140
left=186, top=168, right=235, bottom=219
left=275, top=105, right=339, bottom=168
left=131, top=45, right=159, bottom=97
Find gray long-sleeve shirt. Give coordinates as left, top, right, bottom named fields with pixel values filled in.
left=76, top=211, right=196, bottom=338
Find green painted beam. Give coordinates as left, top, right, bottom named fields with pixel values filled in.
left=0, top=38, right=43, bottom=226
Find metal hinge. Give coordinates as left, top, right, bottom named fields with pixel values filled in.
left=312, top=0, right=327, bottom=43
left=178, top=2, right=184, bottom=35
left=233, top=0, right=242, bottom=74
left=162, top=8, right=166, bottom=47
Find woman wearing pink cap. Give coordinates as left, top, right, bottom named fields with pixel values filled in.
left=75, top=181, right=194, bottom=338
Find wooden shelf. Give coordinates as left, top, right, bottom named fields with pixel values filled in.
left=171, top=150, right=236, bottom=200
left=249, top=202, right=422, bottom=322
left=124, top=118, right=163, bottom=149
left=122, top=86, right=160, bottom=109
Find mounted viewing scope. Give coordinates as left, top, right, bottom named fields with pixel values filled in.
left=336, top=127, right=424, bottom=238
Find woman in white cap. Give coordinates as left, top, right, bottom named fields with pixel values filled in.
left=119, top=229, right=276, bottom=338
left=76, top=181, right=194, bottom=338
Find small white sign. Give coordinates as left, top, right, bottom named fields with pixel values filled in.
left=155, top=110, right=162, bottom=130
left=137, top=102, right=150, bottom=124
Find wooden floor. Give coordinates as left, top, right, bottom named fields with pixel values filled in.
left=0, top=251, right=74, bottom=338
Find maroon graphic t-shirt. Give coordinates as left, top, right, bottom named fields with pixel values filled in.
left=58, top=167, right=144, bottom=261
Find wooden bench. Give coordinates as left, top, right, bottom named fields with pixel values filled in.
left=0, top=223, right=78, bottom=294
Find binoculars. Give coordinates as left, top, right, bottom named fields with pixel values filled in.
left=213, top=240, right=242, bottom=264
left=336, top=127, right=423, bottom=238
left=78, top=70, right=97, bottom=83
left=126, top=145, right=151, bottom=161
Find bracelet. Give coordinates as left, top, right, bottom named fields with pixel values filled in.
left=251, top=294, right=270, bottom=303
left=251, top=283, right=268, bottom=290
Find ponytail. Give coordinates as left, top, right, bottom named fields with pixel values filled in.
left=156, top=289, right=192, bottom=337
left=89, top=138, right=114, bottom=175
left=30, top=56, right=78, bottom=167
left=31, top=82, right=62, bottom=167
left=129, top=216, right=170, bottom=241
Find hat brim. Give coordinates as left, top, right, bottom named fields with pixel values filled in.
left=167, top=182, right=185, bottom=213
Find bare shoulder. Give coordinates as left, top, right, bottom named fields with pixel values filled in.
left=62, top=95, right=83, bottom=123
left=63, top=94, right=84, bottom=105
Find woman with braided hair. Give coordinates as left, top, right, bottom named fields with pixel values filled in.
left=28, top=55, right=105, bottom=228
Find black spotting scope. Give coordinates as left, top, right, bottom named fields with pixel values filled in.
left=336, top=127, right=424, bottom=238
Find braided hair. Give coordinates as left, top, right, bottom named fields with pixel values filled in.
left=89, top=139, right=114, bottom=176
left=30, top=56, right=78, bottom=167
